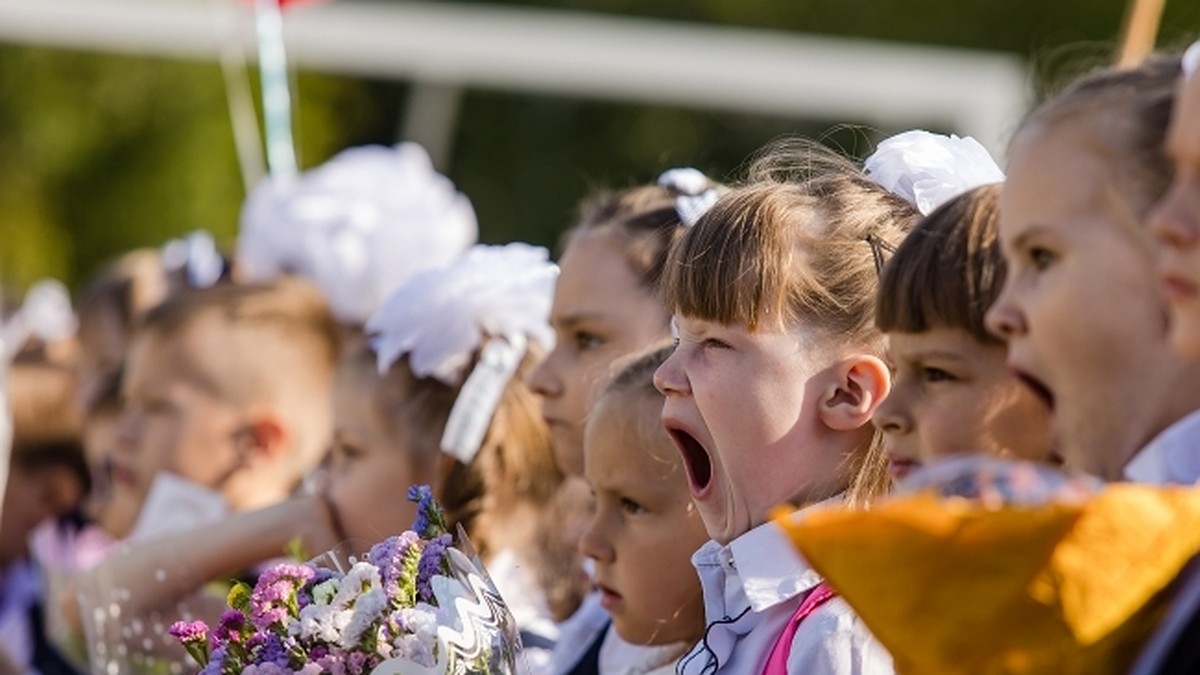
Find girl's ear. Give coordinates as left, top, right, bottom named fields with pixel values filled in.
left=818, top=355, right=891, bottom=431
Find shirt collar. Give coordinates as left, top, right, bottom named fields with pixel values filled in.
left=1124, top=409, right=1200, bottom=485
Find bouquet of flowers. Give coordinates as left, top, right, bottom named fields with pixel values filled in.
left=169, top=486, right=520, bottom=675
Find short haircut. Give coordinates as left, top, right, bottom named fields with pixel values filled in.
left=875, top=184, right=1004, bottom=344
left=8, top=358, right=88, bottom=491
left=135, top=276, right=340, bottom=470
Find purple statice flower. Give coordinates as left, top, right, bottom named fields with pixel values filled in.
left=168, top=619, right=209, bottom=646
left=369, top=531, right=420, bottom=600
left=415, top=533, right=452, bottom=603
left=255, top=631, right=291, bottom=668
left=169, top=619, right=211, bottom=666
left=212, top=610, right=246, bottom=644
left=251, top=563, right=316, bottom=629
left=199, top=645, right=227, bottom=675
left=407, top=485, right=448, bottom=538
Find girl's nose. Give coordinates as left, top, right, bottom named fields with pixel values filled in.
left=872, top=389, right=912, bottom=436
left=578, top=512, right=615, bottom=564
left=985, top=287, right=1027, bottom=342
left=653, top=348, right=689, bottom=396
left=1148, top=180, right=1200, bottom=250
left=526, top=349, right=562, bottom=398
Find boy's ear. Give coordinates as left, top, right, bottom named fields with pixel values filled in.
left=818, top=355, right=891, bottom=431
left=235, top=410, right=292, bottom=464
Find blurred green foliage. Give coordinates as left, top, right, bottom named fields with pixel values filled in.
left=0, top=0, right=1196, bottom=293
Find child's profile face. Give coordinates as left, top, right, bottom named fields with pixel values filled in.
left=655, top=316, right=843, bottom=545
left=987, top=124, right=1180, bottom=478
left=324, top=372, right=423, bottom=545
left=112, top=329, right=246, bottom=524
left=527, top=231, right=669, bottom=476
left=873, top=327, right=1054, bottom=480
left=579, top=395, right=707, bottom=646
left=1150, top=69, right=1200, bottom=360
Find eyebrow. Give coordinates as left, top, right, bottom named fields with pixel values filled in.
left=1010, top=224, right=1054, bottom=251
left=900, top=349, right=968, bottom=363
left=554, top=311, right=610, bottom=328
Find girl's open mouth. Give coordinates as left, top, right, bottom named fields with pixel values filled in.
left=667, top=427, right=713, bottom=496
left=1015, top=370, right=1055, bottom=412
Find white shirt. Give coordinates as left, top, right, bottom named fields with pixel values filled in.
left=1123, top=409, right=1200, bottom=485
left=677, top=520, right=893, bottom=675
left=597, top=627, right=687, bottom=675
left=1123, top=410, right=1200, bottom=674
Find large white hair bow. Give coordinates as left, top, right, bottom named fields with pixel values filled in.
left=237, top=143, right=478, bottom=324
left=864, top=130, right=1005, bottom=215
left=366, top=243, right=558, bottom=463
left=1184, top=40, right=1200, bottom=79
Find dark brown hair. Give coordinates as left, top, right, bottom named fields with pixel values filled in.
left=564, top=174, right=723, bottom=294
left=876, top=184, right=1004, bottom=343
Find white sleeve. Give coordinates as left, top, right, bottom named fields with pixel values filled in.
left=785, top=598, right=895, bottom=675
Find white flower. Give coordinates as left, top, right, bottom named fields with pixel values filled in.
left=296, top=603, right=352, bottom=643
left=332, top=561, right=382, bottom=607
left=864, top=130, right=1004, bottom=215
left=311, top=579, right=338, bottom=606
left=341, top=587, right=388, bottom=649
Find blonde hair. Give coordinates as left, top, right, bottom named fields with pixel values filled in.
left=663, top=140, right=918, bottom=503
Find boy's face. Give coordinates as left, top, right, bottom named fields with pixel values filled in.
left=873, top=327, right=1054, bottom=480
left=111, top=328, right=245, bottom=525
left=527, top=231, right=669, bottom=477
left=1150, top=68, right=1200, bottom=360
left=656, top=316, right=847, bottom=545
left=579, top=395, right=707, bottom=646
left=987, top=124, right=1186, bottom=479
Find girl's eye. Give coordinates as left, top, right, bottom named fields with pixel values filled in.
left=702, top=337, right=732, bottom=350
left=923, top=367, right=956, bottom=383
left=1028, top=246, right=1056, bottom=271
left=333, top=441, right=364, bottom=463
left=619, top=497, right=645, bottom=515
left=573, top=331, right=604, bottom=352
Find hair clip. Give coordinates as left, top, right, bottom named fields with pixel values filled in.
left=657, top=167, right=719, bottom=227
left=864, top=130, right=1004, bottom=216
left=866, top=233, right=897, bottom=277
left=162, top=230, right=225, bottom=289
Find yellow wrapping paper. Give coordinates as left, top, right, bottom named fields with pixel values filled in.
left=776, top=485, right=1200, bottom=675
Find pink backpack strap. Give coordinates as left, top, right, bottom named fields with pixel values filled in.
left=761, top=582, right=838, bottom=675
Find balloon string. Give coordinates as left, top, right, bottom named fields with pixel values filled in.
left=254, top=0, right=298, bottom=181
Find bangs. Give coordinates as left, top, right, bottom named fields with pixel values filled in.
left=875, top=185, right=1004, bottom=343
left=663, top=184, right=807, bottom=331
